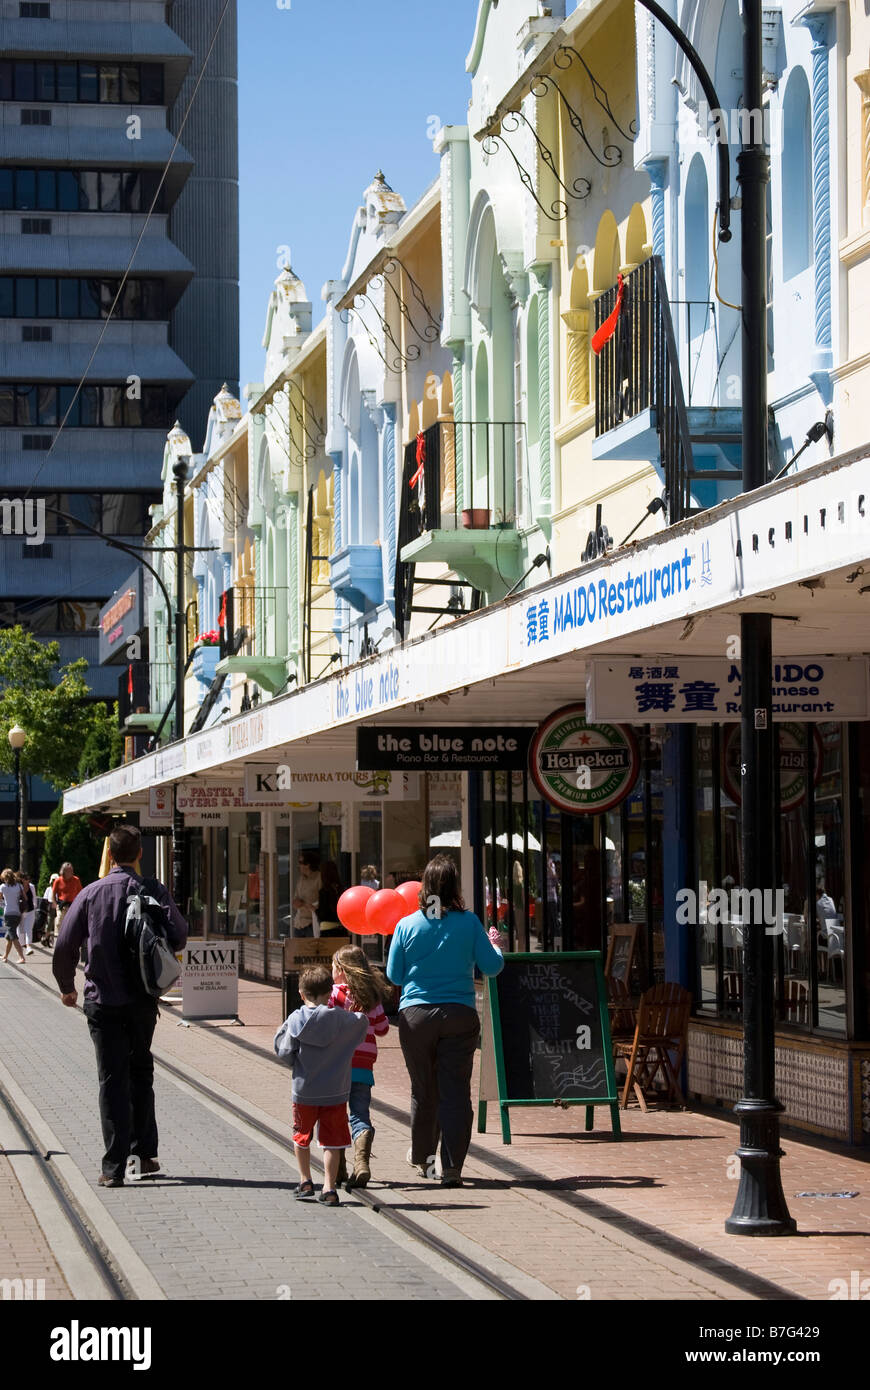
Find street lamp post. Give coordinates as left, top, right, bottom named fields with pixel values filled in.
left=636, top=0, right=794, bottom=1234
left=725, top=0, right=795, bottom=1236
left=7, top=724, right=27, bottom=873
left=171, top=455, right=189, bottom=911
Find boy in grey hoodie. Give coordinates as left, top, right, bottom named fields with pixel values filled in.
left=274, top=965, right=368, bottom=1206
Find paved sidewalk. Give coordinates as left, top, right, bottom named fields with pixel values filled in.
left=0, top=960, right=471, bottom=1301
left=0, top=1154, right=71, bottom=1301
left=154, top=962, right=870, bottom=1302
left=16, top=949, right=870, bottom=1301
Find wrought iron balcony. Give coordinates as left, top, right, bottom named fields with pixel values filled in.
left=395, top=420, right=525, bottom=625
left=213, top=585, right=290, bottom=694
left=591, top=256, right=741, bottom=521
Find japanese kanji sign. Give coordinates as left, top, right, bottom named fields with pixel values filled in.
left=529, top=705, right=640, bottom=815
left=586, top=659, right=869, bottom=724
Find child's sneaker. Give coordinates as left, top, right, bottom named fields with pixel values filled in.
left=293, top=1181, right=316, bottom=1201
left=317, top=1189, right=340, bottom=1207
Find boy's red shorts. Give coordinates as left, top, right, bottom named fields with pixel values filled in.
left=292, top=1102, right=351, bottom=1149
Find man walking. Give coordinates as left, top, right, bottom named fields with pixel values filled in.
left=52, top=824, right=187, bottom=1188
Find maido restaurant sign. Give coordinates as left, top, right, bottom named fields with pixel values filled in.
left=587, top=658, right=870, bottom=724
left=356, top=726, right=534, bottom=770
left=530, top=706, right=639, bottom=815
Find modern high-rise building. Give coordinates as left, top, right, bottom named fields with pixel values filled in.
left=0, top=0, right=239, bottom=836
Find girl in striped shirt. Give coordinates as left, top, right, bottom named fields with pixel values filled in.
left=329, top=946, right=391, bottom=1189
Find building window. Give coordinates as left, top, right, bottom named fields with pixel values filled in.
left=0, top=169, right=165, bottom=215
left=0, top=383, right=182, bottom=428
left=1, top=59, right=164, bottom=104
left=19, top=3, right=52, bottom=16
left=0, top=276, right=165, bottom=319
left=781, top=67, right=812, bottom=280
left=691, top=723, right=849, bottom=1036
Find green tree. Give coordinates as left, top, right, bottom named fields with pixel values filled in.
left=0, top=626, right=112, bottom=878
left=38, top=804, right=103, bottom=893
left=77, top=704, right=125, bottom=783
left=0, top=627, right=105, bottom=789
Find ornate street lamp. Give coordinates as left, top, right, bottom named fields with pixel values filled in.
left=7, top=724, right=27, bottom=873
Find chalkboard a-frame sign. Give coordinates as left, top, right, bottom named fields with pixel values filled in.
left=478, top=952, right=621, bottom=1143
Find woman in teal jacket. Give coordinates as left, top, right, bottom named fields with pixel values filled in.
left=387, top=855, right=505, bottom=1187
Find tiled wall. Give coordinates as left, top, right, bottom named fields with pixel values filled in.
left=688, top=1025, right=866, bottom=1143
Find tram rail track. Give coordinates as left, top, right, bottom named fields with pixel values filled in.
left=8, top=959, right=532, bottom=1301
left=0, top=1078, right=132, bottom=1301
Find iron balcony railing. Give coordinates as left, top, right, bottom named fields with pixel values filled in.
left=594, top=255, right=695, bottom=522
left=218, top=584, right=289, bottom=659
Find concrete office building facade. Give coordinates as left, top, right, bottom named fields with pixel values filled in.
left=0, top=0, right=238, bottom=835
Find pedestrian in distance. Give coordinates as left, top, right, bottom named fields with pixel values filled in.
left=53, top=861, right=83, bottom=927
left=317, top=859, right=345, bottom=938
left=17, top=871, right=35, bottom=954
left=274, top=965, right=368, bottom=1207
left=52, top=824, right=187, bottom=1188
left=329, top=946, right=391, bottom=1189
left=360, top=864, right=380, bottom=890
left=292, top=849, right=321, bottom=938
left=1, top=868, right=26, bottom=965
left=387, top=854, right=507, bottom=1188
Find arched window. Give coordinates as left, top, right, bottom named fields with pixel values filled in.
left=684, top=155, right=710, bottom=337
left=781, top=68, right=812, bottom=280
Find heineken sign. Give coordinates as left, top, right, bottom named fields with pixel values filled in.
left=722, top=723, right=822, bottom=812
left=529, top=705, right=640, bottom=815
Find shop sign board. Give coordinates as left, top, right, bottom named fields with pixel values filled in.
left=587, top=658, right=870, bottom=724
left=356, top=725, right=534, bottom=770
left=478, top=952, right=620, bottom=1144
left=243, top=764, right=414, bottom=803
left=98, top=568, right=143, bottom=665
left=176, top=783, right=245, bottom=825
left=181, top=937, right=239, bottom=1020
left=722, top=722, right=823, bottom=812
left=140, top=786, right=171, bottom=826
left=529, top=705, right=640, bottom=816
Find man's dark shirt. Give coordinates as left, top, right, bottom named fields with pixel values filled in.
left=53, top=865, right=187, bottom=1006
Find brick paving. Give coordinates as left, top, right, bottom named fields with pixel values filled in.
left=11, top=949, right=870, bottom=1301
left=0, top=1153, right=71, bottom=1300
left=0, top=959, right=468, bottom=1301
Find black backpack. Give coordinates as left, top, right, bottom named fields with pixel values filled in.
left=124, top=880, right=181, bottom=998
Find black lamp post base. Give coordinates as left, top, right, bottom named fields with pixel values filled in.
left=725, top=1100, right=797, bottom=1236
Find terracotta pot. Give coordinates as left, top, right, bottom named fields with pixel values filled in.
left=461, top=508, right=491, bottom=529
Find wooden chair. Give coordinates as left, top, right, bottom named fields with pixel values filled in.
left=614, top=982, right=692, bottom=1111
left=783, top=977, right=809, bottom=1025
left=607, top=973, right=637, bottom=1043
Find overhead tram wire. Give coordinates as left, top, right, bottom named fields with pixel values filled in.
left=22, top=0, right=234, bottom=501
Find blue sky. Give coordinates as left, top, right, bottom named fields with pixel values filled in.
left=237, top=0, right=479, bottom=391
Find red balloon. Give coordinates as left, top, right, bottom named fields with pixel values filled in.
left=365, top=888, right=405, bottom=937
left=337, top=885, right=373, bottom=933
left=395, top=880, right=422, bottom=914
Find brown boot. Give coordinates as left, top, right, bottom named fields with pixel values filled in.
left=347, top=1130, right=373, bottom=1189
left=336, top=1150, right=349, bottom=1186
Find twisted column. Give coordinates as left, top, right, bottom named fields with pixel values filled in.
left=645, top=157, right=668, bottom=261
left=804, top=13, right=832, bottom=366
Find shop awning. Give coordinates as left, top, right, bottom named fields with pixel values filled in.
left=63, top=445, right=870, bottom=815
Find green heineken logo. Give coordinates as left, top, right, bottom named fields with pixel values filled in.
left=530, top=705, right=640, bottom=815
left=723, top=722, right=821, bottom=812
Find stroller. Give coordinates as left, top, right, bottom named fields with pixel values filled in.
left=33, top=897, right=54, bottom=948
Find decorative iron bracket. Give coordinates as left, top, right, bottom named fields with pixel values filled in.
left=340, top=299, right=421, bottom=372
left=553, top=45, right=638, bottom=147
left=287, top=377, right=326, bottom=450
left=532, top=67, right=625, bottom=168
left=374, top=257, right=442, bottom=347
left=484, top=106, right=591, bottom=222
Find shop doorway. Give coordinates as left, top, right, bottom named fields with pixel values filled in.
left=473, top=733, right=663, bottom=984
